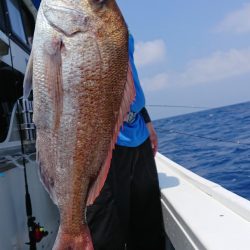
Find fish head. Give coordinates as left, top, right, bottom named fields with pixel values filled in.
left=42, top=0, right=128, bottom=47
left=85, top=0, right=128, bottom=39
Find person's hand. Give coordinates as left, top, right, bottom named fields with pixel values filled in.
left=146, top=122, right=158, bottom=156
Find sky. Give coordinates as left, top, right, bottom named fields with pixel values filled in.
left=116, top=0, right=250, bottom=120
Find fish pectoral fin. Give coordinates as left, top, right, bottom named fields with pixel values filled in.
left=23, top=49, right=33, bottom=99
left=44, top=43, right=63, bottom=130
left=43, top=1, right=88, bottom=36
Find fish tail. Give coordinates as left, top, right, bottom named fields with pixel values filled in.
left=53, top=225, right=94, bottom=250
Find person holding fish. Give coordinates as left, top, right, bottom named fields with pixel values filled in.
left=87, top=33, right=166, bottom=250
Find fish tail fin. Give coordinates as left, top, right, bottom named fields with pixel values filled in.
left=86, top=62, right=135, bottom=205
left=53, top=225, right=94, bottom=250
left=23, top=49, right=33, bottom=99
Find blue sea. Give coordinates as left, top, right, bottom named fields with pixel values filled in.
left=154, top=101, right=250, bottom=201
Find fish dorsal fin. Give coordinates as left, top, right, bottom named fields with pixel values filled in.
left=87, top=63, right=135, bottom=206
left=43, top=1, right=88, bottom=36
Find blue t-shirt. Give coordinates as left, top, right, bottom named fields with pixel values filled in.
left=116, top=34, right=149, bottom=147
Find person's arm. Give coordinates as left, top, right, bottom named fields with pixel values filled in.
left=140, top=107, right=158, bottom=156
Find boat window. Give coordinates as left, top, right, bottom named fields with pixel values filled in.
left=0, top=62, right=23, bottom=143
left=0, top=1, right=6, bottom=32
left=6, top=0, right=27, bottom=44
left=5, top=0, right=35, bottom=48
left=20, top=2, right=35, bottom=47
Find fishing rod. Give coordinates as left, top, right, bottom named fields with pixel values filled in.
left=17, top=99, right=48, bottom=249
left=6, top=6, right=48, bottom=248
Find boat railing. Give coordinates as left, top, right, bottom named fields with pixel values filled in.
left=0, top=98, right=35, bottom=150
left=17, top=98, right=36, bottom=142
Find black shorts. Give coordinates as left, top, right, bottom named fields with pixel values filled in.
left=87, top=138, right=166, bottom=250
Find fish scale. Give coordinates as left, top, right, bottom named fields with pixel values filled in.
left=23, top=0, right=133, bottom=249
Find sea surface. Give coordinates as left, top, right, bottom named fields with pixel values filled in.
left=154, top=101, right=250, bottom=201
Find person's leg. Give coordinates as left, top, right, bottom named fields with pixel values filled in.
left=127, top=138, right=166, bottom=250
left=86, top=180, right=124, bottom=250
left=87, top=144, right=135, bottom=250
left=109, top=144, right=135, bottom=241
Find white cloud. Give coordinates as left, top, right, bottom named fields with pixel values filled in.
left=215, top=3, right=250, bottom=34
left=178, top=48, right=250, bottom=85
left=141, top=73, right=169, bottom=91
left=134, top=39, right=166, bottom=68
left=139, top=47, right=250, bottom=89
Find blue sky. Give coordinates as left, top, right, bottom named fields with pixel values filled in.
left=117, top=0, right=250, bottom=119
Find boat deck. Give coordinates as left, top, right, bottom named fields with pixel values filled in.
left=156, top=153, right=250, bottom=250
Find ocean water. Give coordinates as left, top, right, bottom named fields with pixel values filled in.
left=154, top=101, right=250, bottom=201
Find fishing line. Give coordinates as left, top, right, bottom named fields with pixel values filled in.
left=147, top=104, right=249, bottom=147
left=156, top=128, right=250, bottom=147
left=147, top=104, right=209, bottom=109
left=147, top=103, right=250, bottom=116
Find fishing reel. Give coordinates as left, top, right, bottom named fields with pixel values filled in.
left=26, top=216, right=48, bottom=248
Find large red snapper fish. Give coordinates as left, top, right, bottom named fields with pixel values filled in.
left=23, top=0, right=134, bottom=249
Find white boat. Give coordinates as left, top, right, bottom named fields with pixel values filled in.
left=1, top=105, right=250, bottom=250
left=1, top=0, right=250, bottom=249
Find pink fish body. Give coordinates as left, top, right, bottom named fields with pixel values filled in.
left=23, top=0, right=134, bottom=249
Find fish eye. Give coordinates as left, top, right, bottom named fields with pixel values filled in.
left=92, top=0, right=107, bottom=5
left=90, top=0, right=110, bottom=11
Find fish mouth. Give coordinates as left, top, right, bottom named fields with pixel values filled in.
left=42, top=0, right=92, bottom=36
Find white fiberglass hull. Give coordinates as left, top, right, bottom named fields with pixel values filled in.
left=157, top=153, right=250, bottom=250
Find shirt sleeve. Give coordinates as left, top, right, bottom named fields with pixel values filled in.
left=128, top=33, right=146, bottom=113
left=140, top=107, right=151, bottom=124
